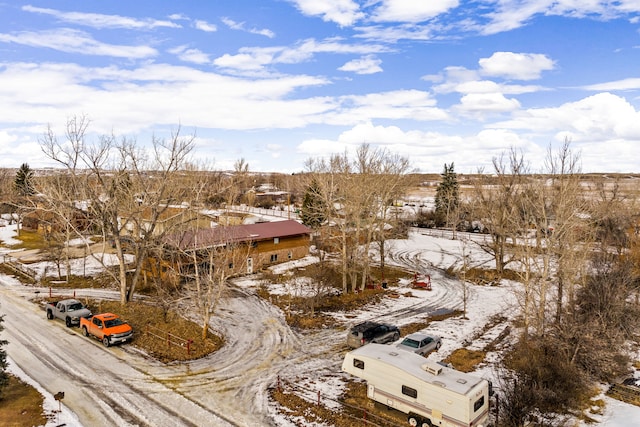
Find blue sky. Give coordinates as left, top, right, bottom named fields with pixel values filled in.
left=1, top=1, right=639, bottom=174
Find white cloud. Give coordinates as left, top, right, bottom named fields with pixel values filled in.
left=480, top=0, right=640, bottom=35
left=222, top=17, right=275, bottom=38
left=455, top=93, right=522, bottom=116
left=213, top=38, right=388, bottom=73
left=370, top=0, right=459, bottom=23
left=493, top=92, right=640, bottom=141
left=194, top=20, right=217, bottom=32
left=0, top=29, right=157, bottom=58
left=479, top=52, right=555, bottom=80
left=168, top=46, right=211, bottom=64
left=296, top=122, right=541, bottom=173
left=21, top=5, right=180, bottom=30
left=289, top=0, right=364, bottom=26
left=580, top=77, right=640, bottom=91
left=0, top=61, right=336, bottom=136
left=327, top=90, right=448, bottom=125
left=353, top=24, right=434, bottom=42
left=338, top=55, right=383, bottom=74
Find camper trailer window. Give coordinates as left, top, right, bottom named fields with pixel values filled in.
left=402, top=385, right=417, bottom=399
left=473, top=396, right=485, bottom=412
left=353, top=358, right=365, bottom=369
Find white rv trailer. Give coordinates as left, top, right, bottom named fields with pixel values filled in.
left=342, top=343, right=490, bottom=427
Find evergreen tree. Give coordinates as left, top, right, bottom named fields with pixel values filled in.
left=0, top=313, right=8, bottom=398
left=434, top=163, right=459, bottom=227
left=300, top=179, right=326, bottom=229
left=14, top=163, right=35, bottom=196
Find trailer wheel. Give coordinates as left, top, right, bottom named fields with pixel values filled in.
left=103, top=336, right=111, bottom=347
left=46, top=310, right=54, bottom=320
left=408, top=415, right=419, bottom=426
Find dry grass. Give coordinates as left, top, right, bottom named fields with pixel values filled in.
left=87, top=300, right=223, bottom=363
left=443, top=348, right=487, bottom=372
left=0, top=375, right=48, bottom=427
left=6, top=230, right=48, bottom=251
left=270, top=379, right=403, bottom=427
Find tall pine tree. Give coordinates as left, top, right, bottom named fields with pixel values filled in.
left=300, top=178, right=326, bottom=229
left=434, top=163, right=459, bottom=227
left=14, top=163, right=35, bottom=196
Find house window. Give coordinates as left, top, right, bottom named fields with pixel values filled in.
left=474, top=396, right=485, bottom=412
left=402, top=385, right=417, bottom=399
left=353, top=359, right=364, bottom=369
left=274, top=237, right=279, bottom=244
left=270, top=254, right=278, bottom=263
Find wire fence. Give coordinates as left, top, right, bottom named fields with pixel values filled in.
left=145, top=324, right=194, bottom=356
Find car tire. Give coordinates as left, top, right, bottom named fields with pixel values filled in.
left=46, top=310, right=53, bottom=320
left=436, top=341, right=442, bottom=350
left=393, top=332, right=400, bottom=341
left=103, top=336, right=110, bottom=347
left=65, top=317, right=72, bottom=328
left=82, top=326, right=89, bottom=337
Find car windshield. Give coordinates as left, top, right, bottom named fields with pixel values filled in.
left=68, top=303, right=83, bottom=311
left=104, top=318, right=124, bottom=328
left=401, top=338, right=420, bottom=348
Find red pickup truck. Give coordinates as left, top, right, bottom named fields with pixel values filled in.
left=80, top=313, right=133, bottom=347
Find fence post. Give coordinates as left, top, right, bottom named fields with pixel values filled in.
left=187, top=339, right=193, bottom=356
left=317, top=390, right=320, bottom=406
left=167, top=332, right=170, bottom=347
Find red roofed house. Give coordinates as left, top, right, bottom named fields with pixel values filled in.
left=145, top=219, right=312, bottom=283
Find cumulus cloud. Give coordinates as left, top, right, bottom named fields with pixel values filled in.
left=455, top=93, right=522, bottom=116
left=22, top=5, right=180, bottom=30
left=493, top=92, right=640, bottom=142
left=479, top=52, right=555, bottom=80
left=168, top=45, right=211, bottom=64
left=338, top=55, right=383, bottom=74
left=0, top=29, right=157, bottom=58
left=296, top=122, right=541, bottom=173
left=288, top=0, right=364, bottom=26
left=327, top=90, right=448, bottom=125
left=370, top=0, right=459, bottom=23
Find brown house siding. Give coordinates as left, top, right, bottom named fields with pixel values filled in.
left=249, top=234, right=310, bottom=269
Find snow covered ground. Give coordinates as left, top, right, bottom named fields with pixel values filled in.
left=1, top=219, right=639, bottom=426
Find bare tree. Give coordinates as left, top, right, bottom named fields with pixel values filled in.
left=471, top=149, right=526, bottom=275
left=169, top=226, right=251, bottom=340
left=39, top=115, right=197, bottom=304
left=303, top=144, right=411, bottom=293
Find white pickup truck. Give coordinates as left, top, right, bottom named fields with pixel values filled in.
left=45, top=298, right=92, bottom=327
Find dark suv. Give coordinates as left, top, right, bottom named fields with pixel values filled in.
left=347, top=321, right=400, bottom=348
